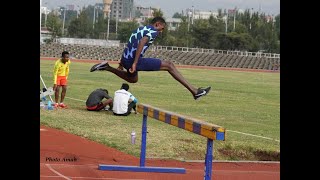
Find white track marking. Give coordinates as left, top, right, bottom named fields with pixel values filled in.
left=65, top=97, right=86, bottom=102
left=45, top=164, right=72, bottom=180
left=40, top=129, right=47, bottom=131
left=227, top=130, right=280, bottom=142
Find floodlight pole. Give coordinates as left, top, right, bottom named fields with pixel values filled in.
left=107, top=11, right=110, bottom=40
left=233, top=7, right=237, bottom=31
left=93, top=6, right=96, bottom=29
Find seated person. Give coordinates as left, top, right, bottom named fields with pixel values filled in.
left=112, top=83, right=138, bottom=116
left=86, top=88, right=113, bottom=111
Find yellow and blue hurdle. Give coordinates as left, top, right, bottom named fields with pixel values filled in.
left=99, top=103, right=225, bottom=179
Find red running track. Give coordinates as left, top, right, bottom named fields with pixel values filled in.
left=40, top=125, right=280, bottom=180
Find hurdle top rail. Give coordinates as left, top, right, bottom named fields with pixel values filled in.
left=137, top=103, right=225, bottom=141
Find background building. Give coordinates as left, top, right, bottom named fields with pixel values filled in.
left=166, top=18, right=181, bottom=31
left=110, top=0, right=134, bottom=20
left=135, top=6, right=153, bottom=18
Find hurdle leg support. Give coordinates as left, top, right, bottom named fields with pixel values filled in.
left=139, top=114, right=148, bottom=166
left=98, top=113, right=186, bottom=174
left=204, top=138, right=213, bottom=180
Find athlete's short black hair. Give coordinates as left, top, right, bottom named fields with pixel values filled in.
left=121, top=83, right=129, bottom=91
left=151, top=17, right=166, bottom=25
left=62, top=51, right=69, bottom=57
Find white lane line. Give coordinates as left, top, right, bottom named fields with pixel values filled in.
left=227, top=130, right=280, bottom=142
left=45, top=164, right=72, bottom=180
left=40, top=129, right=47, bottom=131
left=65, top=97, right=86, bottom=102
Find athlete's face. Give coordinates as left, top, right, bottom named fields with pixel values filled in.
left=154, top=22, right=166, bottom=33
left=62, top=54, right=69, bottom=62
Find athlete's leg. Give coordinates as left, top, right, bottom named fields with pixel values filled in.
left=134, top=58, right=210, bottom=99
left=160, top=60, right=198, bottom=96
left=54, top=86, right=60, bottom=103
left=105, top=66, right=138, bottom=83
left=60, top=85, right=67, bottom=103
left=59, top=77, right=68, bottom=105
left=91, top=61, right=138, bottom=83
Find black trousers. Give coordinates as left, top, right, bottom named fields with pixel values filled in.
left=113, top=102, right=136, bottom=116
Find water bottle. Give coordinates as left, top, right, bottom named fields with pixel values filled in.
left=47, top=101, right=53, bottom=110
left=131, top=131, right=136, bottom=144
left=40, top=102, right=45, bottom=109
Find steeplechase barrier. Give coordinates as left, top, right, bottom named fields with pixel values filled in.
left=98, top=103, right=225, bottom=180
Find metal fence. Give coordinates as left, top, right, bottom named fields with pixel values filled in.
left=58, top=38, right=120, bottom=47
left=139, top=44, right=280, bottom=59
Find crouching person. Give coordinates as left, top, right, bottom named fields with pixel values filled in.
left=86, top=88, right=113, bottom=111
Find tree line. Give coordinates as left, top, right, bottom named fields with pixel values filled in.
left=42, top=5, right=280, bottom=53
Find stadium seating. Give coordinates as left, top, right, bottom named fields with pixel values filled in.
left=40, top=43, right=280, bottom=71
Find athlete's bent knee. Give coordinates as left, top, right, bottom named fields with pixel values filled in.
left=161, top=61, right=175, bottom=70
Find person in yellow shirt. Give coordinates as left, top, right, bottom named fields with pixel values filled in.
left=53, top=51, right=71, bottom=108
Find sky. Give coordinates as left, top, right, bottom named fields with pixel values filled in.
left=42, top=0, right=280, bottom=17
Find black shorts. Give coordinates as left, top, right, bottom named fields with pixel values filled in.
left=121, top=57, right=162, bottom=77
